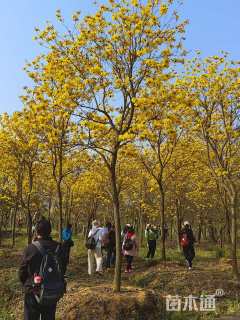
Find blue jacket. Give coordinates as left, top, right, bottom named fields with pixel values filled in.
left=62, top=228, right=72, bottom=241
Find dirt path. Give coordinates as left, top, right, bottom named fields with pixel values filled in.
left=2, top=245, right=240, bottom=319
left=219, top=317, right=240, bottom=320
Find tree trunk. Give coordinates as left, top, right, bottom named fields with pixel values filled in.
left=48, top=197, right=52, bottom=221
left=230, top=194, right=240, bottom=281
left=159, top=182, right=166, bottom=261
left=138, top=207, right=143, bottom=247
left=170, top=220, right=173, bottom=241
left=27, top=213, right=33, bottom=245
left=27, top=165, right=34, bottom=244
left=208, top=223, right=217, bottom=243
left=225, top=207, right=232, bottom=244
left=57, top=180, right=63, bottom=242
left=68, top=192, right=73, bottom=223
left=219, top=227, right=223, bottom=248
left=111, top=151, right=122, bottom=292
left=12, top=205, right=18, bottom=248
left=0, top=212, right=3, bottom=246
left=52, top=144, right=64, bottom=242
left=176, top=199, right=181, bottom=251
left=198, top=223, right=202, bottom=243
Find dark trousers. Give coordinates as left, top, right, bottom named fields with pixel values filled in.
left=183, top=245, right=195, bottom=267
left=24, top=293, right=57, bottom=320
left=147, top=240, right=156, bottom=259
left=126, top=255, right=133, bottom=271
left=106, top=246, right=115, bottom=268
left=62, top=241, right=72, bottom=274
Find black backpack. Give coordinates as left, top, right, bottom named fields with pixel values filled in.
left=85, top=229, right=100, bottom=250
left=123, top=236, right=134, bottom=251
left=32, top=241, right=66, bottom=306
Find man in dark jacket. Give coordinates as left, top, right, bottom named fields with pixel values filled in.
left=106, top=224, right=116, bottom=268
left=145, top=224, right=159, bottom=259
left=19, top=218, right=62, bottom=320
left=179, top=221, right=196, bottom=270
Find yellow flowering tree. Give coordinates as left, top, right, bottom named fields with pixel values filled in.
left=183, top=54, right=240, bottom=280
left=136, top=82, right=188, bottom=260
left=30, top=0, right=187, bottom=291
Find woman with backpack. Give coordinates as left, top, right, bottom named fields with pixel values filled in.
left=19, top=218, right=65, bottom=320
left=87, top=220, right=103, bottom=276
left=122, top=225, right=138, bottom=273
left=179, top=221, right=196, bottom=270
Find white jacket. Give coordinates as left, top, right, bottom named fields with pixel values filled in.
left=88, top=227, right=102, bottom=249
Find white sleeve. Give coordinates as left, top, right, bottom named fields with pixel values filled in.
left=88, top=230, right=92, bottom=237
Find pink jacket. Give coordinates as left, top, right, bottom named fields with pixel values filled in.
left=122, top=232, right=138, bottom=257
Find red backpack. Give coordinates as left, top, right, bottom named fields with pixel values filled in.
left=180, top=233, right=189, bottom=247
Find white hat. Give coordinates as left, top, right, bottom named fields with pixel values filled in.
left=92, top=220, right=99, bottom=227
left=183, top=221, right=190, bottom=226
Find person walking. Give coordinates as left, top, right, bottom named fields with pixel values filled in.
left=106, top=224, right=116, bottom=268
left=87, top=220, right=103, bottom=275
left=101, top=222, right=111, bottom=268
left=122, top=225, right=138, bottom=273
left=19, top=218, right=65, bottom=320
left=145, top=224, right=159, bottom=259
left=179, top=221, right=196, bottom=270
left=62, top=223, right=74, bottom=274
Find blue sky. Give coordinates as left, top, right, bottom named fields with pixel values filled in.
left=0, top=0, right=239, bottom=114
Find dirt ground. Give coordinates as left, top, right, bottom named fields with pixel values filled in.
left=1, top=240, right=240, bottom=320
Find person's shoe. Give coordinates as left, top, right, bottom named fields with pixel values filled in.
left=96, top=271, right=104, bottom=276
left=125, top=269, right=129, bottom=273
left=188, top=267, right=192, bottom=270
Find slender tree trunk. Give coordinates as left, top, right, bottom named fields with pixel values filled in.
left=208, top=222, right=217, bottom=243
left=198, top=223, right=202, bottom=243
left=27, top=165, right=34, bottom=244
left=12, top=171, right=22, bottom=247
left=203, top=225, right=207, bottom=240
left=0, top=212, right=2, bottom=246
left=64, top=188, right=70, bottom=225
left=52, top=144, right=64, bottom=242
left=159, top=182, right=166, bottom=261
left=220, top=227, right=223, bottom=248
left=230, top=194, right=240, bottom=280
left=68, top=192, right=73, bottom=223
left=12, top=205, right=18, bottom=248
left=27, top=214, right=33, bottom=245
left=57, top=180, right=63, bottom=242
left=138, top=206, right=143, bottom=247
left=111, top=151, right=121, bottom=292
left=225, top=207, right=232, bottom=244
left=176, top=199, right=181, bottom=251
left=48, top=197, right=52, bottom=220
